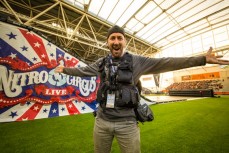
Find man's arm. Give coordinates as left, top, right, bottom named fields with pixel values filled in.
left=54, top=58, right=103, bottom=77
left=133, top=47, right=229, bottom=76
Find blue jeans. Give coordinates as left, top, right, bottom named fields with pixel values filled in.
left=93, top=117, right=140, bottom=153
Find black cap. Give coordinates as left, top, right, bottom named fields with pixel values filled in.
left=107, top=25, right=125, bottom=39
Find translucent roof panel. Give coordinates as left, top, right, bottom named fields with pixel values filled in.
left=66, top=0, right=229, bottom=55
left=98, top=0, right=119, bottom=20
left=115, top=0, right=147, bottom=26
left=88, top=0, right=104, bottom=15
left=107, top=0, right=133, bottom=23
left=88, top=0, right=147, bottom=26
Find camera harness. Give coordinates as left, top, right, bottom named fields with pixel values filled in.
left=97, top=52, right=140, bottom=110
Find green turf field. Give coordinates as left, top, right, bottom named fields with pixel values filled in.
left=0, top=96, right=228, bottom=153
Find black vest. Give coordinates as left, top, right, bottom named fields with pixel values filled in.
left=97, top=52, right=140, bottom=108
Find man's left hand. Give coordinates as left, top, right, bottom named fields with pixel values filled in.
left=206, top=47, right=229, bottom=65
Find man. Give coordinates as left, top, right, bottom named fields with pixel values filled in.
left=55, top=25, right=229, bottom=153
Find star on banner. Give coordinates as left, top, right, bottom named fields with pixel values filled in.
left=43, top=109, right=48, bottom=113
left=34, top=42, right=41, bottom=48
left=22, top=117, right=28, bottom=121
left=33, top=105, right=39, bottom=111
left=9, top=53, right=17, bottom=59
left=26, top=31, right=34, bottom=35
left=52, top=109, right=57, bottom=113
left=21, top=46, right=28, bottom=51
left=6, top=32, right=17, bottom=39
left=68, top=104, right=73, bottom=108
left=41, top=54, right=46, bottom=58
left=9, top=111, right=18, bottom=118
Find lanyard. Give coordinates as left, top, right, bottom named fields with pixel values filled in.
left=108, top=55, right=116, bottom=74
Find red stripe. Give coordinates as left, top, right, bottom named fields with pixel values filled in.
left=19, top=29, right=51, bottom=65
left=16, top=103, right=43, bottom=121
left=65, top=101, right=80, bottom=115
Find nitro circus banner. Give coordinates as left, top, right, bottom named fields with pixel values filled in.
left=0, top=21, right=99, bottom=122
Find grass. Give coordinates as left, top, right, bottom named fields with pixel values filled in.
left=0, top=96, right=229, bottom=153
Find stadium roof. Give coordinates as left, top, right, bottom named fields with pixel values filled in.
left=0, top=0, right=228, bottom=63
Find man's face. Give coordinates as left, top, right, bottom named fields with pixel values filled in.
left=107, top=33, right=126, bottom=58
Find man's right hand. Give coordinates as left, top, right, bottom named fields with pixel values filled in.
left=54, top=66, right=64, bottom=73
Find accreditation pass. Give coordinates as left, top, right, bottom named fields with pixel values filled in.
left=106, top=93, right=115, bottom=108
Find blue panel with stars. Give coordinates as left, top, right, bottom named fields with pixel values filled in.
left=85, top=100, right=98, bottom=111
left=48, top=102, right=59, bottom=118
left=0, top=38, right=33, bottom=66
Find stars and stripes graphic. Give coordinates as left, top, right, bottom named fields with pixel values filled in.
left=0, top=21, right=99, bottom=122
left=0, top=100, right=98, bottom=122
